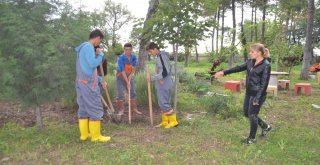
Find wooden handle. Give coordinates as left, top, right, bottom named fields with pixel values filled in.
left=100, top=96, right=108, bottom=107
left=146, top=68, right=153, bottom=126
left=128, top=86, right=131, bottom=124
left=99, top=63, right=115, bottom=113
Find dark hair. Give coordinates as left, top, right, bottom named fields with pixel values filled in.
left=89, top=29, right=104, bottom=39
left=124, top=43, right=133, bottom=48
left=146, top=42, right=159, bottom=50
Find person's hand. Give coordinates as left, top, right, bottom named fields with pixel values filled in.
left=253, top=98, right=259, bottom=106
left=214, top=71, right=224, bottom=78
left=146, top=74, right=151, bottom=83
left=96, top=48, right=101, bottom=55
left=159, top=80, right=164, bottom=85
left=102, top=80, right=107, bottom=90
left=128, top=74, right=133, bottom=82
left=253, top=102, right=259, bottom=106
left=126, top=81, right=131, bottom=91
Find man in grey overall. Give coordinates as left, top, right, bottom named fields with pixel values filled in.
left=75, top=29, right=110, bottom=142
left=147, top=42, right=178, bottom=129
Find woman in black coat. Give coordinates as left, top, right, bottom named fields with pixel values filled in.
left=215, top=43, right=272, bottom=144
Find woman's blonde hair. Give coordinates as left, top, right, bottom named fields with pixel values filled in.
left=250, top=43, right=269, bottom=58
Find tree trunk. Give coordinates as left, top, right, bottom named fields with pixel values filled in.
left=292, top=15, right=297, bottom=44
left=36, top=106, right=44, bottom=128
left=300, top=0, right=315, bottom=79
left=261, top=0, right=267, bottom=44
left=221, top=7, right=225, bottom=49
left=241, top=1, right=244, bottom=29
left=195, top=43, right=199, bottom=63
left=285, top=10, right=290, bottom=42
left=173, top=43, right=178, bottom=113
left=211, top=11, right=217, bottom=53
left=274, top=1, right=278, bottom=22
left=254, top=6, right=258, bottom=42
left=216, top=7, right=220, bottom=54
left=184, top=47, right=190, bottom=67
left=137, top=0, right=160, bottom=72
left=250, top=5, right=254, bottom=42
left=289, top=11, right=294, bottom=43
left=228, top=0, right=236, bottom=68
left=111, top=30, right=116, bottom=57
left=241, top=1, right=248, bottom=62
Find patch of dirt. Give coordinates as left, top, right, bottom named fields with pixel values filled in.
left=0, top=101, right=162, bottom=128
left=0, top=102, right=36, bottom=127
left=111, top=105, right=162, bottom=125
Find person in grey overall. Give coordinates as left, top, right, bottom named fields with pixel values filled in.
left=147, top=42, right=178, bottom=129
left=75, top=29, right=110, bottom=143
left=116, top=43, right=142, bottom=115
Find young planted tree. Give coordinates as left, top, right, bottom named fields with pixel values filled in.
left=150, top=0, right=210, bottom=111
left=130, top=18, right=144, bottom=48
left=203, top=0, right=220, bottom=53
left=93, top=0, right=134, bottom=57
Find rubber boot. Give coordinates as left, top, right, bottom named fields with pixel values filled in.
left=79, top=119, right=90, bottom=141
left=165, top=114, right=179, bottom=129
left=155, top=114, right=168, bottom=128
left=130, top=99, right=142, bottom=114
left=117, top=100, right=125, bottom=115
left=89, top=120, right=111, bottom=142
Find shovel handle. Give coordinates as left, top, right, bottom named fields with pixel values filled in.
left=99, top=63, right=115, bottom=113
left=146, top=67, right=153, bottom=126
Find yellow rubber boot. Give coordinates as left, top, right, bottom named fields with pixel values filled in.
left=79, top=119, right=90, bottom=141
left=155, top=114, right=168, bottom=128
left=89, top=120, right=111, bottom=142
left=165, top=114, right=179, bottom=129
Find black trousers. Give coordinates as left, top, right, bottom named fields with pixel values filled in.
left=243, top=95, right=268, bottom=139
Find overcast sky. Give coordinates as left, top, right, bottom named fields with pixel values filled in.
left=68, top=0, right=263, bottom=53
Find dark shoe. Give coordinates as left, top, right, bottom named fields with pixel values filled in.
left=261, top=125, right=272, bottom=137
left=241, top=138, right=256, bottom=145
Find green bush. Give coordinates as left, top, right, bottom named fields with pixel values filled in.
left=134, top=72, right=158, bottom=106
left=105, top=75, right=116, bottom=101
left=169, top=52, right=185, bottom=62
left=200, top=94, right=241, bottom=119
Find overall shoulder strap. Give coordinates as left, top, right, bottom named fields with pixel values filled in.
left=159, top=54, right=168, bottom=78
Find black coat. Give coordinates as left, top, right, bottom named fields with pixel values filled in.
left=223, top=59, right=271, bottom=102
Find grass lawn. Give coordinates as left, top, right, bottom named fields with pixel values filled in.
left=1, top=61, right=320, bottom=164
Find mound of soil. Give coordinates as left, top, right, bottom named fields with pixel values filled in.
left=0, top=101, right=161, bottom=128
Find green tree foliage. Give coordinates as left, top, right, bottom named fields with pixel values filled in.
left=151, top=0, right=211, bottom=67
left=0, top=0, right=92, bottom=106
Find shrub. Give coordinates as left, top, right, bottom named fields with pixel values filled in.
left=134, top=72, right=158, bottom=106
left=200, top=94, right=242, bottom=119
